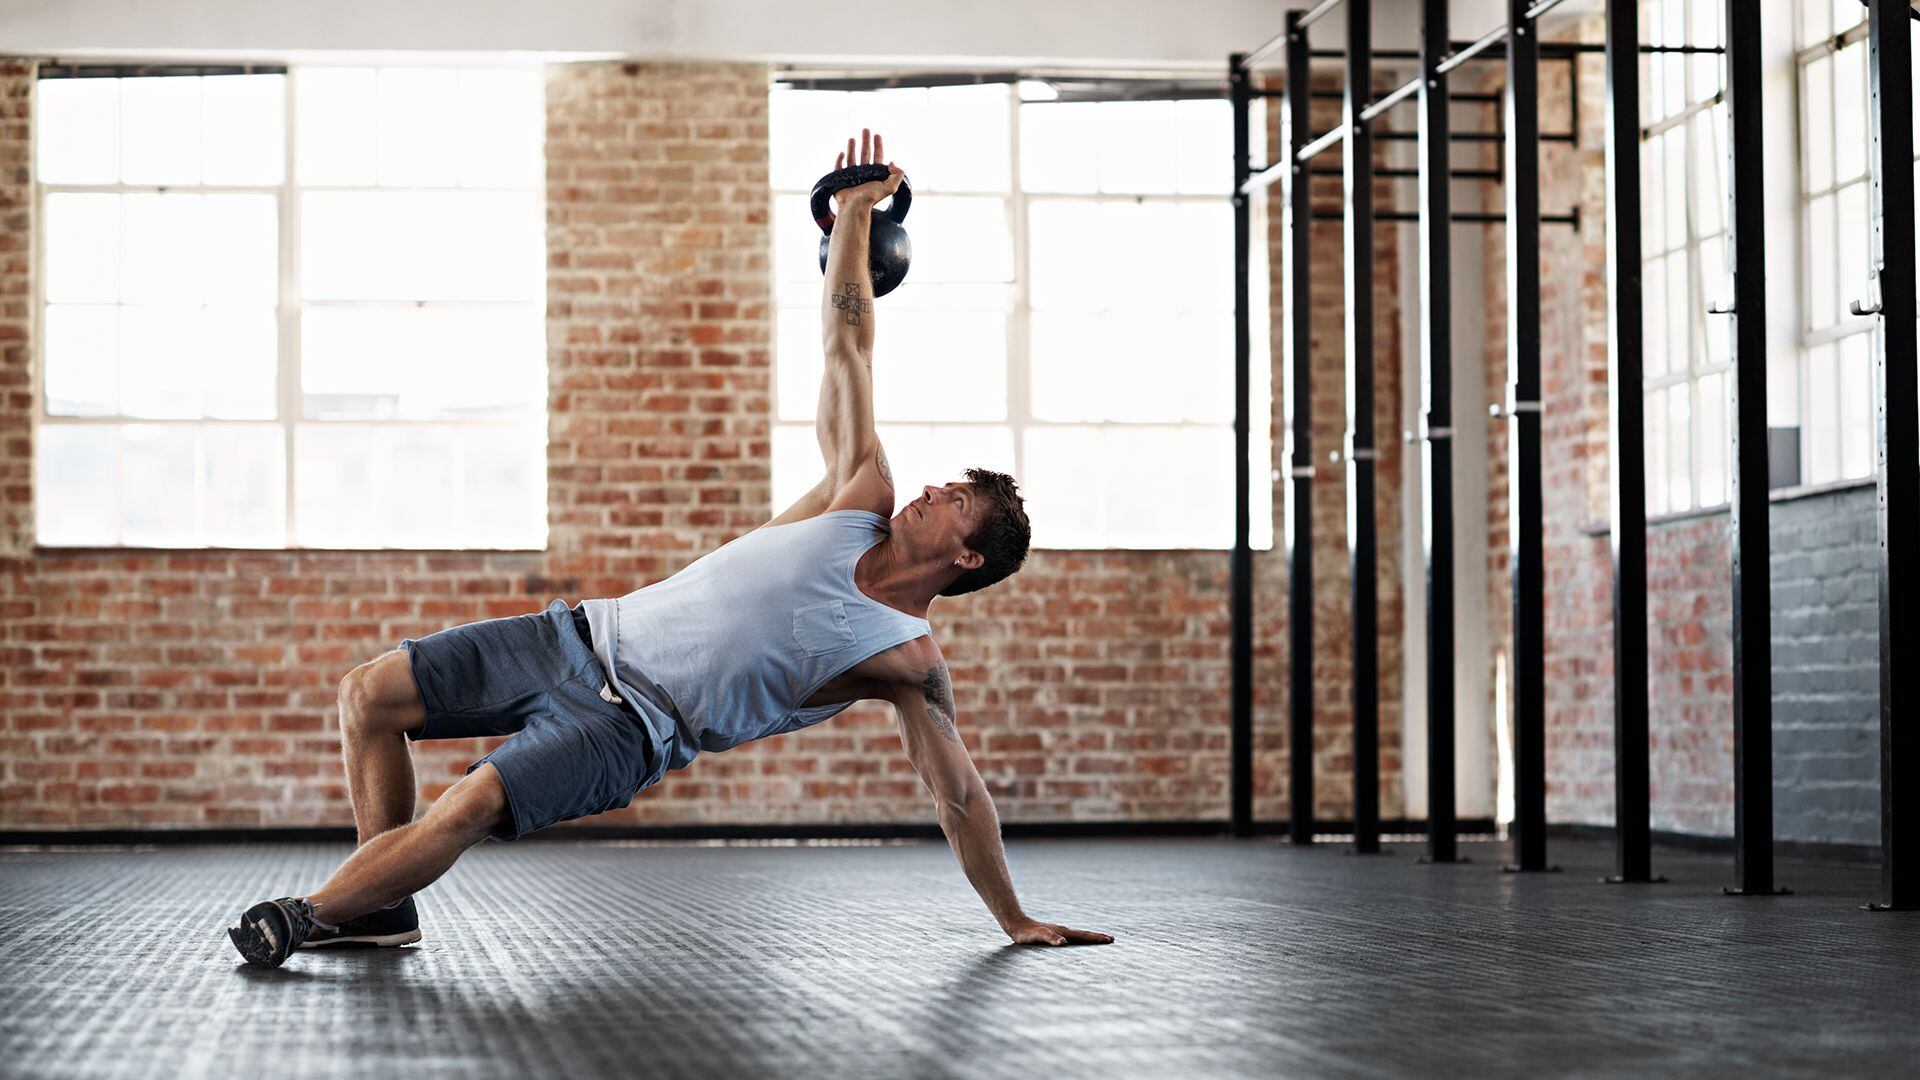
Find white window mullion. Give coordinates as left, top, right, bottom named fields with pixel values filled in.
left=279, top=69, right=300, bottom=547
left=1007, top=86, right=1031, bottom=501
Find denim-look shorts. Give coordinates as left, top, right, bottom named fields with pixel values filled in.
left=400, top=598, right=665, bottom=841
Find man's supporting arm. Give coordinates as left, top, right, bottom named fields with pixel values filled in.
left=889, top=656, right=1113, bottom=946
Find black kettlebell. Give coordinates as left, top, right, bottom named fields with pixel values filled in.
left=810, top=163, right=912, bottom=298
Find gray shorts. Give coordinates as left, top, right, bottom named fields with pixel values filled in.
left=400, top=598, right=666, bottom=841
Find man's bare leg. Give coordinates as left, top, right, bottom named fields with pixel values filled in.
left=304, top=763, right=509, bottom=925
left=338, top=649, right=427, bottom=844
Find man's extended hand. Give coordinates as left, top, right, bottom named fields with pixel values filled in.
left=832, top=128, right=905, bottom=212
left=1006, top=918, right=1115, bottom=947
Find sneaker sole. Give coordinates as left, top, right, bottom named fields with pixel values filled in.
left=228, top=913, right=286, bottom=967
left=300, top=929, right=422, bottom=949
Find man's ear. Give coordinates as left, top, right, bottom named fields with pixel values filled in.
left=955, top=550, right=985, bottom=571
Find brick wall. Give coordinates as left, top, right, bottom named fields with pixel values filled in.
left=1769, top=483, right=1879, bottom=845
left=0, top=60, right=1407, bottom=831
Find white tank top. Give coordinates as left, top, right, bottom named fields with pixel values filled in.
left=582, top=510, right=931, bottom=772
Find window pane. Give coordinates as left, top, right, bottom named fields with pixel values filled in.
left=1838, top=332, right=1872, bottom=480
left=1643, top=254, right=1669, bottom=378
left=906, top=196, right=1011, bottom=283
left=1098, top=102, right=1178, bottom=194
left=1641, top=132, right=1665, bottom=252
left=1020, top=103, right=1101, bottom=193
left=296, top=67, right=378, bottom=186
left=1662, top=54, right=1688, bottom=120
left=1808, top=194, right=1837, bottom=330
left=872, top=424, right=1015, bottom=512
left=770, top=425, right=821, bottom=512
left=1645, top=387, right=1669, bottom=512
left=302, top=306, right=545, bottom=420
left=119, top=305, right=204, bottom=418
left=925, top=85, right=1011, bottom=193
left=1802, top=0, right=1829, bottom=47
left=1834, top=42, right=1867, bottom=183
left=1024, top=425, right=1233, bottom=548
left=120, top=76, right=201, bottom=185
left=1696, top=371, right=1727, bottom=506
left=45, top=193, right=120, bottom=304
left=1663, top=128, right=1687, bottom=250
left=37, top=77, right=119, bottom=183
left=201, top=75, right=285, bottom=185
left=1175, top=100, right=1233, bottom=196
left=1692, top=107, right=1726, bottom=237
left=1806, top=342, right=1839, bottom=483
left=202, top=307, right=278, bottom=420
left=377, top=68, right=460, bottom=187
left=120, top=193, right=203, bottom=304
left=200, top=194, right=279, bottom=305
left=859, top=89, right=932, bottom=188
left=1805, top=55, right=1833, bottom=194
left=1028, top=199, right=1106, bottom=310
left=1836, top=181, right=1870, bottom=326
left=875, top=307, right=1006, bottom=422
left=773, top=193, right=820, bottom=285
left=202, top=424, right=286, bottom=546
left=1665, top=383, right=1692, bottom=510
left=769, top=90, right=852, bottom=192
left=302, top=191, right=543, bottom=301
left=44, top=305, right=119, bottom=416
left=1173, top=201, right=1234, bottom=311
left=1832, top=0, right=1863, bottom=37
left=1701, top=236, right=1730, bottom=365
left=1665, top=250, right=1689, bottom=375
left=456, top=68, right=542, bottom=188
left=296, top=424, right=533, bottom=548
left=775, top=305, right=825, bottom=421
left=36, top=424, right=120, bottom=545
left=121, top=424, right=199, bottom=546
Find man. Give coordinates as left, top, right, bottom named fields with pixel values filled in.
left=228, top=130, right=1113, bottom=968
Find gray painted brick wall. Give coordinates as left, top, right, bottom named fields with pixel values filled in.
left=1770, top=483, right=1879, bottom=845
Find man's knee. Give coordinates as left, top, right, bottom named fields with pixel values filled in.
left=427, top=764, right=510, bottom=842
left=340, top=650, right=425, bottom=739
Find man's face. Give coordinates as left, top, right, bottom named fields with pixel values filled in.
left=896, top=481, right=978, bottom=551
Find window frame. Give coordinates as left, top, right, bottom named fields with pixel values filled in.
left=33, top=66, right=548, bottom=550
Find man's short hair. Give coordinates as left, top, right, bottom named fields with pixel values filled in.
left=941, top=467, right=1030, bottom=597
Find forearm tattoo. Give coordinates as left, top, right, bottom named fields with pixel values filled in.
left=920, top=664, right=960, bottom=743
left=830, top=282, right=872, bottom=325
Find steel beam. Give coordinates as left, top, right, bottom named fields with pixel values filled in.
left=1418, top=0, right=1460, bottom=865
left=1866, top=0, right=1919, bottom=911
left=1285, top=15, right=1318, bottom=848
left=1503, top=0, right=1550, bottom=874
left=1229, top=54, right=1255, bottom=838
left=1603, top=1, right=1656, bottom=885
left=1720, top=0, right=1782, bottom=898
left=1345, top=0, right=1382, bottom=855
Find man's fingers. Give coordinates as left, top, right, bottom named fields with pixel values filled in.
left=835, top=152, right=844, bottom=169
left=861, top=128, right=871, bottom=165
left=1061, top=927, right=1115, bottom=945
left=873, top=133, right=885, bottom=163
left=846, top=137, right=855, bottom=168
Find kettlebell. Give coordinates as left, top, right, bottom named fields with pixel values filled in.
left=810, top=163, right=913, bottom=298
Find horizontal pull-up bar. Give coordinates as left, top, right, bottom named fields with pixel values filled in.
left=1313, top=165, right=1504, bottom=181
left=1311, top=209, right=1581, bottom=228
left=1293, top=125, right=1572, bottom=165
left=1296, top=0, right=1346, bottom=32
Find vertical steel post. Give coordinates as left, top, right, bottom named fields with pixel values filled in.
left=1721, top=0, right=1780, bottom=897
left=1866, top=0, right=1919, bottom=911
left=1604, top=0, right=1655, bottom=884
left=1417, top=0, right=1459, bottom=864
left=1230, top=53, right=1256, bottom=838
left=1345, top=0, right=1382, bottom=855
left=1504, top=0, right=1550, bottom=873
left=1285, top=15, right=1319, bottom=846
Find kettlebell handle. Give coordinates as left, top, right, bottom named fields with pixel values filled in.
left=809, top=164, right=912, bottom=235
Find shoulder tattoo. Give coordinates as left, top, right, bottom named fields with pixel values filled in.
left=877, top=444, right=893, bottom=485
left=919, top=663, right=960, bottom=743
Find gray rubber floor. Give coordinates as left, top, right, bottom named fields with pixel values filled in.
left=2, top=836, right=1917, bottom=1080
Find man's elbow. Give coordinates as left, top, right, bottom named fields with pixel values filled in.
left=931, top=771, right=986, bottom=823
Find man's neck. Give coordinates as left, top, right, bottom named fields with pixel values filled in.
left=854, top=537, right=939, bottom=620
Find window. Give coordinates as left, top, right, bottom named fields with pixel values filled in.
left=1794, top=2, right=1920, bottom=487
left=768, top=83, right=1272, bottom=550
left=35, top=67, right=546, bottom=549
left=1639, top=0, right=1730, bottom=513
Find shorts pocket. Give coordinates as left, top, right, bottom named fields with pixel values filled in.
left=791, top=600, right=856, bottom=656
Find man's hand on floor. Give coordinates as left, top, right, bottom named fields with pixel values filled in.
left=1006, top=918, right=1114, bottom=947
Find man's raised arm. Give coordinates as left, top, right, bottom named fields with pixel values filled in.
left=815, top=130, right=902, bottom=479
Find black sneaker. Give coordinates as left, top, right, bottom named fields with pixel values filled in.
left=300, top=896, right=421, bottom=949
left=228, top=897, right=318, bottom=969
